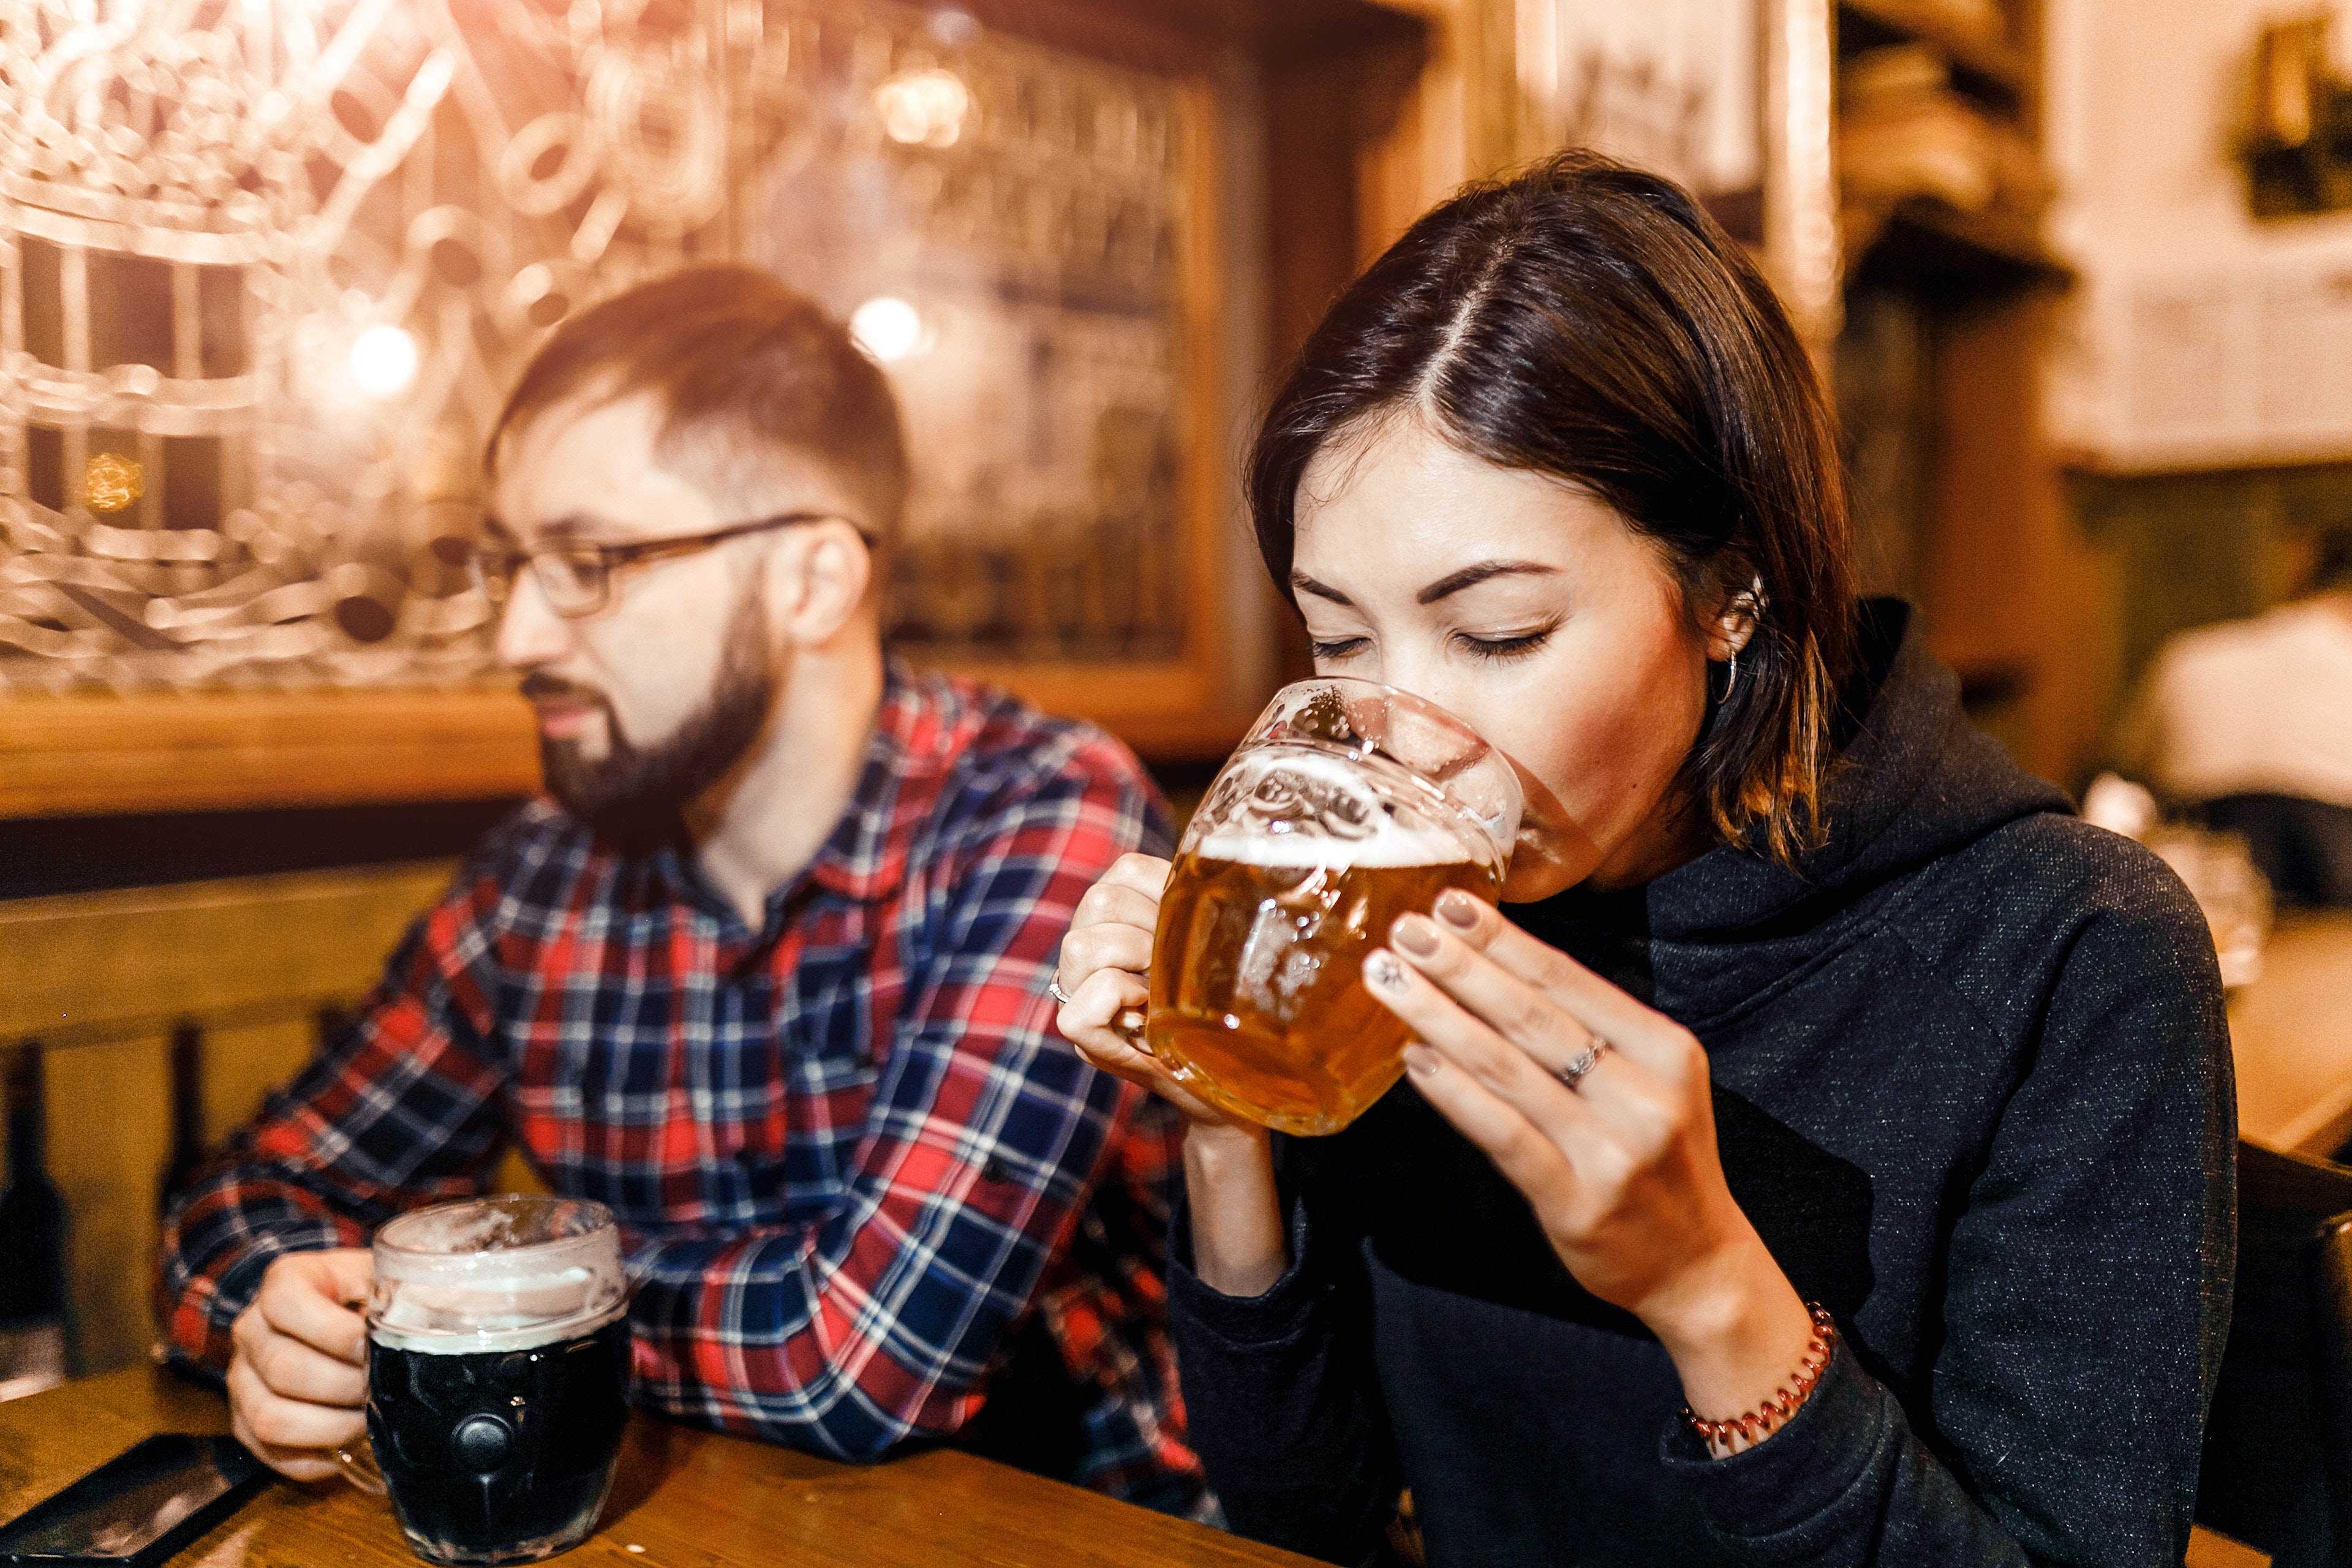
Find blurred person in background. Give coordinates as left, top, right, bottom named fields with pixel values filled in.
left=154, top=266, right=1205, bottom=1517
left=2116, top=523, right=2352, bottom=908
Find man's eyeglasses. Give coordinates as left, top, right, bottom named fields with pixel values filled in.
left=468, top=511, right=860, bottom=620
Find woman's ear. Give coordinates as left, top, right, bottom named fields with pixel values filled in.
left=1706, top=573, right=1766, bottom=663
left=767, top=519, right=875, bottom=647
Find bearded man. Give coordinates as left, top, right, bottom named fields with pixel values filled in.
left=155, top=267, right=1205, bottom=1516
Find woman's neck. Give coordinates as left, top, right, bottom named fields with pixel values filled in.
left=1582, top=793, right=1716, bottom=892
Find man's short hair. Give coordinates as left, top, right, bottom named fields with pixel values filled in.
left=488, top=266, right=908, bottom=540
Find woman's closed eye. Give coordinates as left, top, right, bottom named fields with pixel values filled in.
left=1310, top=625, right=1559, bottom=664
left=1452, top=624, right=1557, bottom=662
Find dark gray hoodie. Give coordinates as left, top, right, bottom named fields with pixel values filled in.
left=1168, top=600, right=2236, bottom=1566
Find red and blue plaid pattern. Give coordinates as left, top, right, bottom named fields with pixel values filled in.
left=157, top=663, right=1205, bottom=1515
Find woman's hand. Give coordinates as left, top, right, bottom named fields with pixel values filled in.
left=1052, top=852, right=1244, bottom=1129
left=1365, top=888, right=1815, bottom=1435
left=1054, top=853, right=1285, bottom=1296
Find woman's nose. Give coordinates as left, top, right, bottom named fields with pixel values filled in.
left=1366, top=653, right=1449, bottom=710
left=1362, top=660, right=1497, bottom=743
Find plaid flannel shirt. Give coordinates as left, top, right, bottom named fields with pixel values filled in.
left=157, top=662, right=1206, bottom=1515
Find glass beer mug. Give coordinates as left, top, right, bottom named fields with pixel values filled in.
left=337, top=1196, right=632, bottom=1566
left=1148, top=679, right=1523, bottom=1134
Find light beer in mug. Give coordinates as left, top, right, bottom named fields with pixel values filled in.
left=1148, top=684, right=1521, bottom=1135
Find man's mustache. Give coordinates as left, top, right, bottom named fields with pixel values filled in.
left=520, top=674, right=606, bottom=709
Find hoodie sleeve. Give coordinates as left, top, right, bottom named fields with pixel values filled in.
left=1166, top=1180, right=1408, bottom=1567
left=1660, top=855, right=2235, bottom=1567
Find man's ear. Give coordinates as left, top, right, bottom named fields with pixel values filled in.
left=767, top=519, right=874, bottom=646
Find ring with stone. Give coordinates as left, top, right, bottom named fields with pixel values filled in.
left=1557, top=1035, right=1611, bottom=1090
left=1047, top=979, right=1075, bottom=1007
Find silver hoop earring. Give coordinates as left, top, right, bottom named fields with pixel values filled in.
left=1724, top=649, right=1738, bottom=698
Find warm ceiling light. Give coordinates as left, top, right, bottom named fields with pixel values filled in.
left=850, top=296, right=926, bottom=363
left=875, top=67, right=971, bottom=148
left=82, top=451, right=143, bottom=513
left=350, top=323, right=420, bottom=397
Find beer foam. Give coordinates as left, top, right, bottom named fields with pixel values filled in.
left=1194, top=826, right=1469, bottom=869
left=371, top=1313, right=624, bottom=1355
left=371, top=1197, right=627, bottom=1352
left=377, top=1267, right=593, bottom=1325
left=1220, top=747, right=1376, bottom=802
left=372, top=1268, right=625, bottom=1354
left=381, top=1200, right=562, bottom=1256
left=1197, top=749, right=1476, bottom=869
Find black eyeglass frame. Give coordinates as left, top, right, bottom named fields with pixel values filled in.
left=469, top=510, right=864, bottom=619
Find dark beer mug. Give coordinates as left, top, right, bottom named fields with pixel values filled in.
left=336, top=1197, right=631, bottom=1565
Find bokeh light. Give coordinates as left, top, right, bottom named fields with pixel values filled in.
left=850, top=296, right=926, bottom=363
left=875, top=68, right=971, bottom=148
left=349, top=323, right=420, bottom=397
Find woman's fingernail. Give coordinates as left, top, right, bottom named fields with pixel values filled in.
left=1435, top=889, right=1480, bottom=930
left=1366, top=950, right=1408, bottom=990
left=1403, top=1043, right=1441, bottom=1077
left=1392, top=914, right=1440, bottom=957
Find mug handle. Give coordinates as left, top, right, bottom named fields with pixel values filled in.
left=335, top=1438, right=388, bottom=1497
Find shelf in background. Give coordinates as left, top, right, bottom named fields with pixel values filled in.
left=0, top=687, right=541, bottom=820
left=1838, top=0, right=2032, bottom=103
left=1848, top=198, right=2073, bottom=298
left=0, top=681, right=1252, bottom=821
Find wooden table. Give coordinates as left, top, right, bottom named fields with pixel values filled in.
left=2230, top=911, right=2352, bottom=1156
left=0, top=1367, right=1312, bottom=1568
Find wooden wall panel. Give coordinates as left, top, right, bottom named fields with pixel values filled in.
left=200, top=1017, right=323, bottom=1148
left=0, top=690, right=538, bottom=820
left=1922, top=290, right=2105, bottom=787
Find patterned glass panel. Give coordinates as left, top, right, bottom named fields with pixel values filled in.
left=0, top=0, right=1193, bottom=690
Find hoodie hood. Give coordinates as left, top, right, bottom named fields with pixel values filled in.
left=1510, top=598, right=2071, bottom=1016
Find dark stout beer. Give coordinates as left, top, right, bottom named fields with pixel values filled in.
left=366, top=1313, right=630, bottom=1567
left=363, top=1197, right=630, bottom=1565
left=1149, top=832, right=1502, bottom=1135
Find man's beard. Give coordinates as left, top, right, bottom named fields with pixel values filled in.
left=527, top=586, right=775, bottom=854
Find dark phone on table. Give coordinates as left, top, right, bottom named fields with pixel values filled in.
left=0, top=1434, right=268, bottom=1567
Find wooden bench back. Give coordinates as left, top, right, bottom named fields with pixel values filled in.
left=0, top=862, right=453, bottom=1376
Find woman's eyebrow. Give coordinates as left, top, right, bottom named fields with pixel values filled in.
left=1292, top=571, right=1355, bottom=606
left=1415, top=560, right=1561, bottom=604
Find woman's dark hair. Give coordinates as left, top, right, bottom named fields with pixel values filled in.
left=1249, top=151, right=1857, bottom=864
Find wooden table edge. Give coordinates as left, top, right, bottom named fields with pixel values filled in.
left=1, top=1365, right=1314, bottom=1567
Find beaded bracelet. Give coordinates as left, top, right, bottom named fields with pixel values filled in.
left=1681, top=1303, right=1839, bottom=1459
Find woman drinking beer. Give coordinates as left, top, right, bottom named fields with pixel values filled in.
left=1052, top=152, right=2229, bottom=1567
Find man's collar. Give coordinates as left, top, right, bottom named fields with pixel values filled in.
left=796, top=656, right=953, bottom=905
